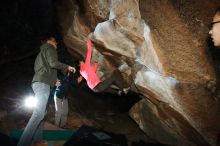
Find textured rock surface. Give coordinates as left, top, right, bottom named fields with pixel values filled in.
left=56, top=0, right=220, bottom=145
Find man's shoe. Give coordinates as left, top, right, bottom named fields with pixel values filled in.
left=117, top=90, right=122, bottom=96
left=32, top=141, right=48, bottom=146
left=123, top=87, right=130, bottom=94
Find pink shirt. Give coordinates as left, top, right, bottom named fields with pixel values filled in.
left=80, top=39, right=101, bottom=89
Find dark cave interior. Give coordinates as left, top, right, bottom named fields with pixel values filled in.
left=1, top=0, right=220, bottom=146
left=0, top=1, right=145, bottom=145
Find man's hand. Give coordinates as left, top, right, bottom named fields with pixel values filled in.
left=77, top=76, right=83, bottom=83
left=68, top=66, right=76, bottom=73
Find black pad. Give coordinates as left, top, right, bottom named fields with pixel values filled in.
left=63, top=125, right=127, bottom=146
left=0, top=132, right=18, bottom=146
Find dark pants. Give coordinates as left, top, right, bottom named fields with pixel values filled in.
left=93, top=70, right=126, bottom=93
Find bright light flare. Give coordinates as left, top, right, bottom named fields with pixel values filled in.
left=24, top=96, right=37, bottom=108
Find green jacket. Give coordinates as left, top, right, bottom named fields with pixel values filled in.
left=32, top=43, right=68, bottom=87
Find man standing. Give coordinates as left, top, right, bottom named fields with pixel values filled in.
left=17, top=37, right=75, bottom=146
left=54, top=70, right=82, bottom=128
left=209, top=7, right=220, bottom=47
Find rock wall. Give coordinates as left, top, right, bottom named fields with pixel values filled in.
left=56, top=0, right=220, bottom=145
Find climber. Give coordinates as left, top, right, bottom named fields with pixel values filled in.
left=79, top=39, right=130, bottom=95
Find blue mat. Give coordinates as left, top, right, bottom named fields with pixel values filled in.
left=9, top=130, right=73, bottom=141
